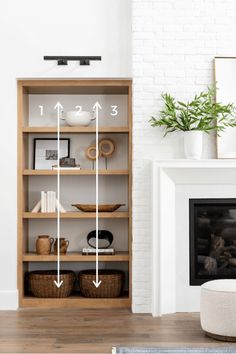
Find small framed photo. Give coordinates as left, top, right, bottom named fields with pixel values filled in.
left=33, top=138, right=70, bottom=170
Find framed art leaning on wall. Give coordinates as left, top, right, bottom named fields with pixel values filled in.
left=215, top=57, right=236, bottom=158
left=33, top=138, right=70, bottom=169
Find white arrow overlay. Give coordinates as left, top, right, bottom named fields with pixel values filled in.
left=54, top=102, right=63, bottom=288
left=92, top=101, right=102, bottom=288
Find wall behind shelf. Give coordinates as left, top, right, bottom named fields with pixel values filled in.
left=0, top=0, right=131, bottom=309
left=28, top=95, right=128, bottom=127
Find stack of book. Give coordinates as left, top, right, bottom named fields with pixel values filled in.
left=82, top=248, right=115, bottom=255
left=52, top=166, right=81, bottom=170
left=31, top=191, right=66, bottom=213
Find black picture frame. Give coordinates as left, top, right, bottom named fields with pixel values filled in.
left=33, top=138, right=70, bottom=170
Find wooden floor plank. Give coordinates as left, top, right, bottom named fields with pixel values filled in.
left=0, top=310, right=233, bottom=353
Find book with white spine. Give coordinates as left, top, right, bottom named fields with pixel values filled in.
left=49, top=191, right=54, bottom=212
left=51, top=191, right=56, bottom=212
left=41, top=191, right=46, bottom=213
left=46, top=191, right=50, bottom=212
left=32, top=192, right=64, bottom=213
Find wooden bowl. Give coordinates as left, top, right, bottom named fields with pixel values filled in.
left=71, top=204, right=125, bottom=212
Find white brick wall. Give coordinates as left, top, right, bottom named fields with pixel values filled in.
left=132, top=0, right=236, bottom=313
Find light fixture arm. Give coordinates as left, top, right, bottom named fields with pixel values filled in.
left=44, top=56, right=102, bottom=66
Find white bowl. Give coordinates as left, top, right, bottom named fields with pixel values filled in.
left=62, top=111, right=95, bottom=127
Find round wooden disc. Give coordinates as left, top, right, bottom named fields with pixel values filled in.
left=99, top=139, right=115, bottom=157
left=86, top=145, right=99, bottom=160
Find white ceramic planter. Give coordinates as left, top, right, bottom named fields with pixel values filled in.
left=183, top=130, right=203, bottom=159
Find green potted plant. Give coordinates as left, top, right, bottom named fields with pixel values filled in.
left=150, top=87, right=236, bottom=159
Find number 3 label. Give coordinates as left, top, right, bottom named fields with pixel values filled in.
left=111, top=105, right=118, bottom=116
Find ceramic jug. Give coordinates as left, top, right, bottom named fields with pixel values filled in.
left=54, top=238, right=70, bottom=255
left=36, top=235, right=54, bottom=255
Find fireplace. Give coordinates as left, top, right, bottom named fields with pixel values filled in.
left=190, top=198, right=236, bottom=285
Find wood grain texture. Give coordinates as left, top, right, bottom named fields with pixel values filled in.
left=0, top=311, right=232, bottom=353
left=22, top=126, right=129, bottom=134
left=21, top=296, right=130, bottom=309
left=23, top=169, right=129, bottom=176
left=18, top=78, right=131, bottom=95
left=205, top=331, right=236, bottom=342
left=23, top=252, right=129, bottom=262
left=23, top=212, right=129, bottom=219
left=17, top=81, right=24, bottom=303
left=128, top=81, right=133, bottom=299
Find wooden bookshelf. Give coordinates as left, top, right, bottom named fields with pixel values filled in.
left=17, top=78, right=132, bottom=309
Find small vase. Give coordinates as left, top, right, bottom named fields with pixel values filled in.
left=36, top=235, right=54, bottom=255
left=183, top=131, right=203, bottom=159
left=54, top=238, right=70, bottom=255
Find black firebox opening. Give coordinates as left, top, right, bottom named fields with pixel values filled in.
left=189, top=198, right=236, bottom=286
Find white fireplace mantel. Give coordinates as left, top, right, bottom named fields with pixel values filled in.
left=152, top=159, right=236, bottom=317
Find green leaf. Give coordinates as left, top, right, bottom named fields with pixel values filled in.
left=149, top=86, right=236, bottom=136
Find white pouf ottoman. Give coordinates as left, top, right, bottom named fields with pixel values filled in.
left=201, top=279, right=236, bottom=341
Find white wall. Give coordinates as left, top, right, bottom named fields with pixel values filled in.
left=0, top=0, right=131, bottom=309
left=132, top=0, right=236, bottom=313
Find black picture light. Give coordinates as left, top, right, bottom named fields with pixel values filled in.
left=44, top=56, right=102, bottom=66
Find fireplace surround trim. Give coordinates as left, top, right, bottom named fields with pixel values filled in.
left=152, top=159, right=236, bottom=317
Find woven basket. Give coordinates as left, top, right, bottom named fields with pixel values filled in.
left=79, top=269, right=124, bottom=298
left=28, top=270, right=75, bottom=298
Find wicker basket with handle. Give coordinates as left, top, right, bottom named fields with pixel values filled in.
left=79, top=269, right=124, bottom=298
left=28, top=270, right=75, bottom=298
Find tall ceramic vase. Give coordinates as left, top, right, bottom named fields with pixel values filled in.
left=183, top=131, right=203, bottom=159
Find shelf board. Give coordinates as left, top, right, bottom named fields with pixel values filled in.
left=21, top=294, right=131, bottom=308
left=22, top=126, right=129, bottom=134
left=23, top=252, right=129, bottom=262
left=20, top=79, right=131, bottom=95
left=23, top=212, right=129, bottom=219
left=23, top=169, right=129, bottom=176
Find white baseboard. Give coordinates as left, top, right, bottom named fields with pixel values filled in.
left=0, top=290, right=18, bottom=310
left=132, top=303, right=151, bottom=314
